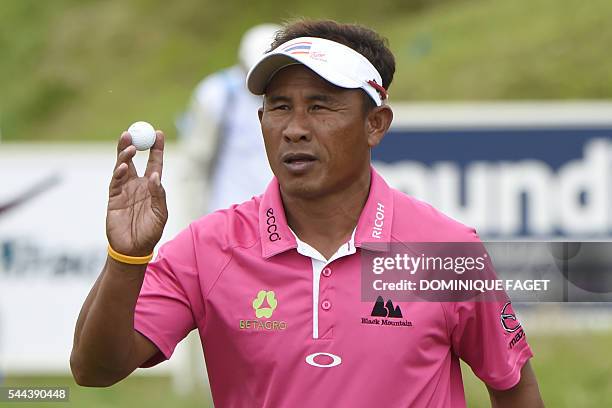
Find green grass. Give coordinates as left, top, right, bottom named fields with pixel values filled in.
left=4, top=332, right=612, bottom=407
left=388, top=0, right=612, bottom=101
left=462, top=331, right=612, bottom=407
left=1, top=0, right=612, bottom=142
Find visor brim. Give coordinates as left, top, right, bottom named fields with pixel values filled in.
left=247, top=52, right=362, bottom=95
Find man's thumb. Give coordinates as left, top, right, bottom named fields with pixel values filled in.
left=148, top=172, right=166, bottom=214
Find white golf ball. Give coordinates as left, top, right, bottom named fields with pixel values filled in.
left=127, top=121, right=156, bottom=151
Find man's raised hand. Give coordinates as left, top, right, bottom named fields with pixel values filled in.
left=106, top=130, right=168, bottom=257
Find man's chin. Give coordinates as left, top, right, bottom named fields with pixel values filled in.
left=278, top=177, right=326, bottom=200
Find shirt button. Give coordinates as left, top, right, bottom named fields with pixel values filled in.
left=321, top=300, right=332, bottom=311
left=322, top=267, right=332, bottom=277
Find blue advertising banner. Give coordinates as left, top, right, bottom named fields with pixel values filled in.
left=373, top=104, right=612, bottom=238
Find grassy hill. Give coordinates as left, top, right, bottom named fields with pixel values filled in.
left=1, top=0, right=612, bottom=141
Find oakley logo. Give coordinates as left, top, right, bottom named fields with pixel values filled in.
left=305, top=352, right=342, bottom=368
left=266, top=208, right=281, bottom=242
left=500, top=302, right=522, bottom=333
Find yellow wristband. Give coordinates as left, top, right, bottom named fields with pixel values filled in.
left=107, top=245, right=154, bottom=265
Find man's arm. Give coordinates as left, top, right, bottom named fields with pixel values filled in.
left=70, top=259, right=159, bottom=386
left=70, top=131, right=168, bottom=387
left=487, top=361, right=544, bottom=407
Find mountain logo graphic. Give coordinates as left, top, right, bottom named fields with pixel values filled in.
left=371, top=296, right=403, bottom=318
left=252, top=290, right=278, bottom=318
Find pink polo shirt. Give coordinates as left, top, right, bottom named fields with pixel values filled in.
left=134, top=167, right=533, bottom=407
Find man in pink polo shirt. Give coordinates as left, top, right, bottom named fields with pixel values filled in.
left=71, top=20, right=544, bottom=407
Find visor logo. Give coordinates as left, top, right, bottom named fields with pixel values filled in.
left=309, top=51, right=327, bottom=62
left=282, top=41, right=312, bottom=55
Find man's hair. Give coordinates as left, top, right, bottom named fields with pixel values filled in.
left=269, top=19, right=396, bottom=96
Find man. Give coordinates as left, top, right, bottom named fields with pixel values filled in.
left=179, top=24, right=279, bottom=216
left=71, top=20, right=544, bottom=407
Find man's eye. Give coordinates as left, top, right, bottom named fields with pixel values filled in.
left=311, top=104, right=327, bottom=111
left=270, top=105, right=289, bottom=111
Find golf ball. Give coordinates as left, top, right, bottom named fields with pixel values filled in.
left=127, top=121, right=156, bottom=151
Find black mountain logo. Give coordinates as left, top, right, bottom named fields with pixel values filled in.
left=371, top=296, right=403, bottom=318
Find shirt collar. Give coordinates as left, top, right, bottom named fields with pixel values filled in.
left=258, top=177, right=298, bottom=258
left=259, top=166, right=394, bottom=259
left=290, top=227, right=357, bottom=263
left=353, top=166, right=394, bottom=252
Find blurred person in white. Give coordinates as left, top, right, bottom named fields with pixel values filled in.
left=179, top=24, right=280, bottom=216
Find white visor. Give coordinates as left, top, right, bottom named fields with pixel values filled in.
left=246, top=36, right=387, bottom=106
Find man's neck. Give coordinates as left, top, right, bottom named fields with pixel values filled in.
left=282, top=170, right=371, bottom=259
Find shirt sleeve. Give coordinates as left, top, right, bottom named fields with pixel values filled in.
left=134, top=226, right=199, bottom=367
left=446, top=299, right=533, bottom=390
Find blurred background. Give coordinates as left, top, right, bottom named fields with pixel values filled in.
left=1, top=0, right=612, bottom=406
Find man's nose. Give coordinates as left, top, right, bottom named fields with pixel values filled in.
left=282, top=110, right=311, bottom=143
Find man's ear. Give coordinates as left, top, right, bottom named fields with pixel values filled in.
left=366, top=105, right=393, bottom=148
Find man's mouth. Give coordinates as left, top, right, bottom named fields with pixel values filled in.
left=281, top=153, right=318, bottom=173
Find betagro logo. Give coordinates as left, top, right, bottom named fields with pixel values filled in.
left=239, top=290, right=288, bottom=331
left=253, top=290, right=277, bottom=318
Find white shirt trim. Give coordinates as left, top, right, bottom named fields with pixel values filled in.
left=290, top=229, right=357, bottom=339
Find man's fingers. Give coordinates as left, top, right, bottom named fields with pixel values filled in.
left=115, top=132, right=138, bottom=175
left=114, top=144, right=137, bottom=170
left=147, top=172, right=164, bottom=197
left=110, top=145, right=137, bottom=196
left=110, top=130, right=164, bottom=200
left=144, top=131, right=165, bottom=179
left=117, top=132, right=132, bottom=154
left=115, top=145, right=137, bottom=169
left=109, top=162, right=129, bottom=196
left=147, top=171, right=168, bottom=219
